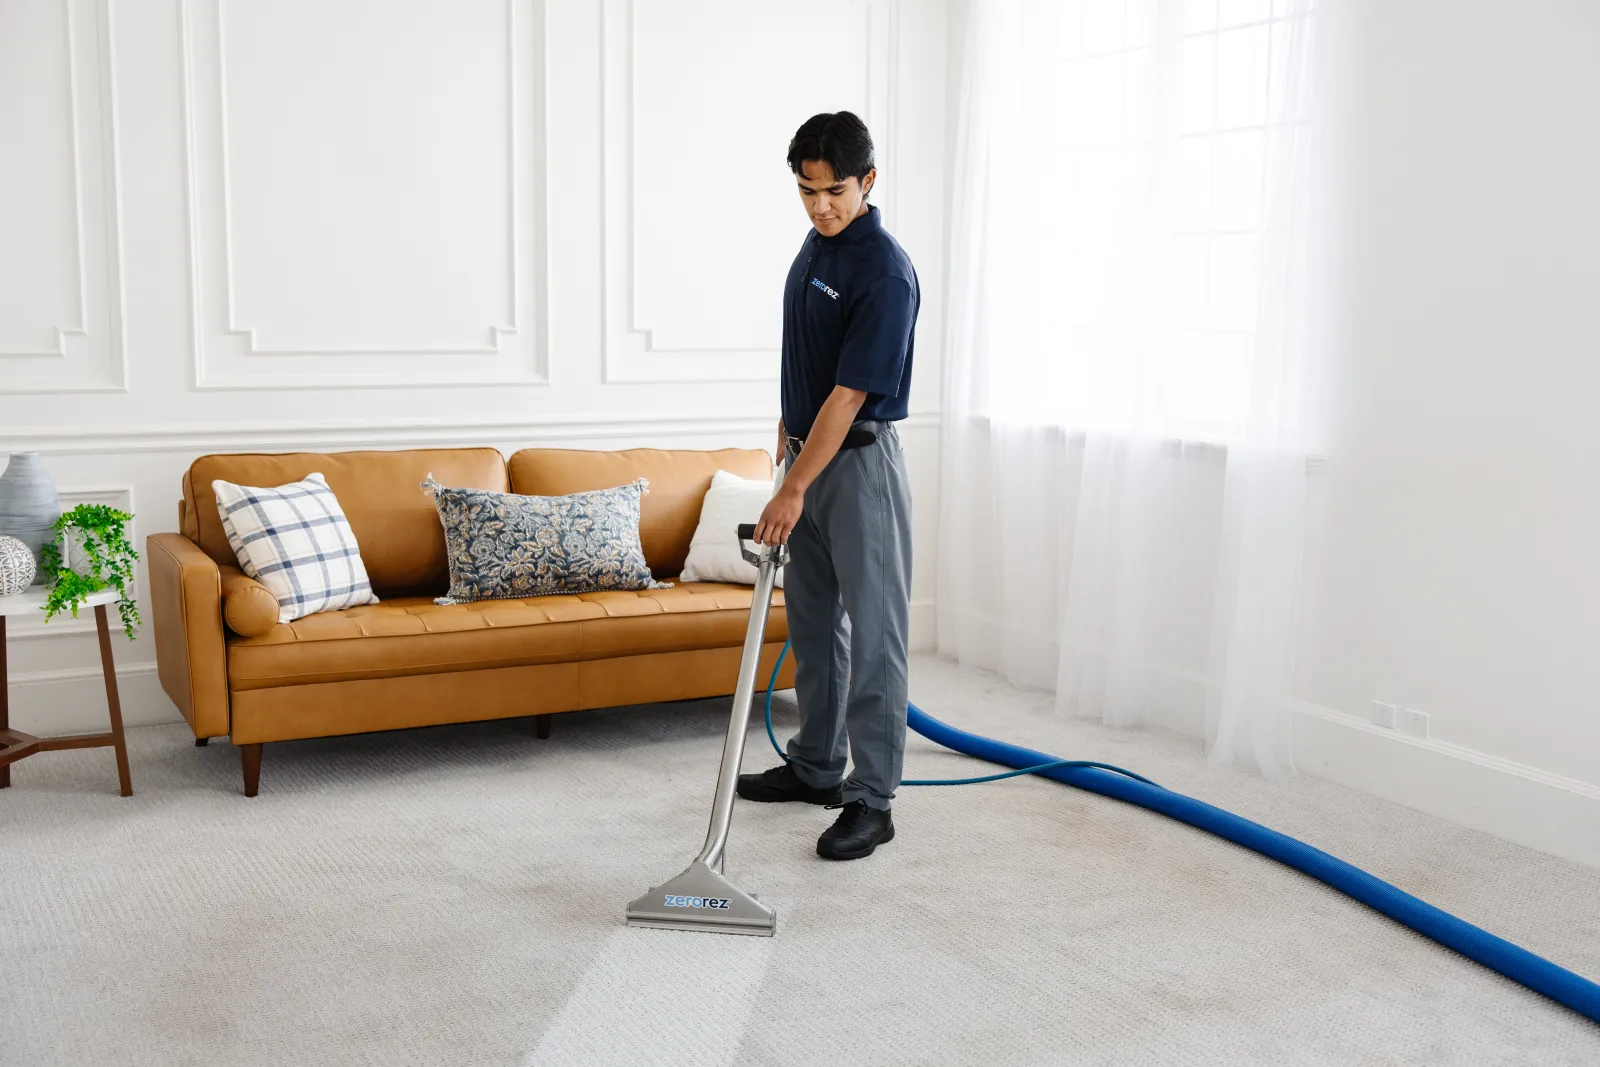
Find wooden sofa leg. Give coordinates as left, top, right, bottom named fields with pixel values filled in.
left=240, top=743, right=262, bottom=797
left=195, top=737, right=209, bottom=747
left=536, top=714, right=551, bottom=740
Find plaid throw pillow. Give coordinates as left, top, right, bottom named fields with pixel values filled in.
left=211, top=472, right=379, bottom=624
left=422, top=474, right=667, bottom=603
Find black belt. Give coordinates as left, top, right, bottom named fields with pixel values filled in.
left=787, top=425, right=879, bottom=454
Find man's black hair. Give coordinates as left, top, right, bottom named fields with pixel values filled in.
left=787, top=111, right=876, bottom=188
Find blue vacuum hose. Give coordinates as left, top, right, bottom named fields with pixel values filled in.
left=763, top=640, right=1600, bottom=1023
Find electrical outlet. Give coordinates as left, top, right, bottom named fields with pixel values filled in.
left=1371, top=701, right=1397, bottom=729
left=1398, top=707, right=1430, bottom=739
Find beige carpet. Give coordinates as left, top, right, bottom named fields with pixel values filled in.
left=4, top=654, right=1599, bottom=1066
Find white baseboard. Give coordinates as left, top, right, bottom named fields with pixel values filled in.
left=1290, top=699, right=1600, bottom=869
left=7, top=662, right=182, bottom=736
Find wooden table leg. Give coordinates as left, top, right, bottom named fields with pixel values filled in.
left=1, top=615, right=9, bottom=790
left=94, top=605, right=133, bottom=797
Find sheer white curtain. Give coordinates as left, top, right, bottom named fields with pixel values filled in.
left=938, top=0, right=1322, bottom=773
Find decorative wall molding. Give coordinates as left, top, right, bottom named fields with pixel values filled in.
left=179, top=0, right=550, bottom=388
left=0, top=0, right=128, bottom=393
left=0, top=411, right=941, bottom=458
left=6, top=485, right=136, bottom=641
left=600, top=0, right=899, bottom=384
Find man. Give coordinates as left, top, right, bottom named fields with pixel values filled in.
left=738, top=111, right=918, bottom=861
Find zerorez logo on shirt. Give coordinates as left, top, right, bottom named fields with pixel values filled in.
left=810, top=277, right=840, bottom=300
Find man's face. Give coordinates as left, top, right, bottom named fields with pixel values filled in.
left=797, top=160, right=875, bottom=237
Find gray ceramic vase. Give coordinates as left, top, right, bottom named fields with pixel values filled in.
left=0, top=452, right=61, bottom=585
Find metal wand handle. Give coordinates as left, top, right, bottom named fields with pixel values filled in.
left=696, top=459, right=788, bottom=872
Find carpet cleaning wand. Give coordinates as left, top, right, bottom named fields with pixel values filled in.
left=624, top=466, right=791, bottom=936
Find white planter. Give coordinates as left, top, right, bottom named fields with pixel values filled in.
left=59, top=527, right=97, bottom=576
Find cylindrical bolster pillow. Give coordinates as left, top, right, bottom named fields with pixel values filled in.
left=219, top=567, right=279, bottom=637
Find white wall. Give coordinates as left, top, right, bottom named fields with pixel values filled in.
left=1291, top=0, right=1600, bottom=865
left=0, top=0, right=949, bottom=736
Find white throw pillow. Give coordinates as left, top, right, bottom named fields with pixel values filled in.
left=212, top=472, right=379, bottom=624
left=679, top=469, right=783, bottom=588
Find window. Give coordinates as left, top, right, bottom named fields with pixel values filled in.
left=984, top=0, right=1313, bottom=444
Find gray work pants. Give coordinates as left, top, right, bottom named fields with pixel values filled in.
left=783, top=421, right=912, bottom=810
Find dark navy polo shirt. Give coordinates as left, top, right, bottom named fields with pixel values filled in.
left=780, top=205, right=919, bottom=440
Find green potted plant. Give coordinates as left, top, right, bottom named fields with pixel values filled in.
left=38, top=503, right=141, bottom=639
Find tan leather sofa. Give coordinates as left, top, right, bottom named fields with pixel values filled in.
left=147, top=446, right=792, bottom=796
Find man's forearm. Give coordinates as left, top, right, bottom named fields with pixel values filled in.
left=785, top=386, right=866, bottom=494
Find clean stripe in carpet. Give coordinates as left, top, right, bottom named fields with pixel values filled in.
left=523, top=909, right=784, bottom=1067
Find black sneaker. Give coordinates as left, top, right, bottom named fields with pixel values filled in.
left=816, top=800, right=895, bottom=860
left=736, top=763, right=843, bottom=805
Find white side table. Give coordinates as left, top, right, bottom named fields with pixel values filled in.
left=0, top=587, right=132, bottom=797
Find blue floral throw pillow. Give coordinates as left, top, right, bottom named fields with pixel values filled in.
left=422, top=475, right=668, bottom=603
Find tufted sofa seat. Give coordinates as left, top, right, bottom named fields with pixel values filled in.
left=147, top=446, right=792, bottom=795
left=227, top=584, right=788, bottom=690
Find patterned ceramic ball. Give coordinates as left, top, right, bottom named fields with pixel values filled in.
left=0, top=534, right=36, bottom=596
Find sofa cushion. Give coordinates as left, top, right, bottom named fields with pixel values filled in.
left=425, top=476, right=661, bottom=602
left=183, top=448, right=507, bottom=597
left=680, top=469, right=783, bottom=588
left=225, top=581, right=788, bottom=691
left=213, top=472, right=381, bottom=623
left=507, top=448, right=772, bottom=579
left=219, top=566, right=279, bottom=637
